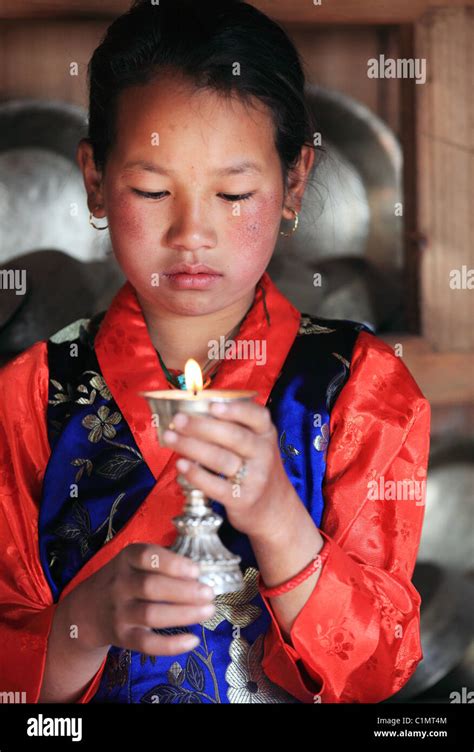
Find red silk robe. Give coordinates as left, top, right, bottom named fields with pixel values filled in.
left=0, top=272, right=430, bottom=703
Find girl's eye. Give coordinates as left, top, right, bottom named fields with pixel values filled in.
left=132, top=190, right=254, bottom=202
left=133, top=189, right=168, bottom=200
left=219, top=192, right=254, bottom=202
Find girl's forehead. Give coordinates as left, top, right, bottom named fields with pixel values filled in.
left=114, top=77, right=274, bottom=139
left=110, top=84, right=278, bottom=171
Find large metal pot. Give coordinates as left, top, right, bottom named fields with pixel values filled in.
left=388, top=562, right=474, bottom=702
left=268, top=85, right=404, bottom=331
left=0, top=98, right=112, bottom=264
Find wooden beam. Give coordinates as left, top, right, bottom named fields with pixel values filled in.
left=415, top=8, right=474, bottom=351
left=398, top=24, right=421, bottom=333
left=0, top=0, right=471, bottom=23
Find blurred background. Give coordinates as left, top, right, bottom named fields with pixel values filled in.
left=0, top=0, right=472, bottom=703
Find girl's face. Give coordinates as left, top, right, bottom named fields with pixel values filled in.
left=95, top=74, right=289, bottom=317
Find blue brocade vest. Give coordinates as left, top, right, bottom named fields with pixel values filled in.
left=40, top=311, right=371, bottom=703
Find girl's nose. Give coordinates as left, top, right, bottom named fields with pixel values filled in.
left=167, top=202, right=216, bottom=252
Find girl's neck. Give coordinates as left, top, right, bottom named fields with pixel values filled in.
left=138, top=287, right=257, bottom=372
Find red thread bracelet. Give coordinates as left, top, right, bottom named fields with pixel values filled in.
left=258, top=544, right=329, bottom=598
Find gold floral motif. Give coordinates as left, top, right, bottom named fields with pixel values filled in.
left=332, top=351, right=350, bottom=369
left=167, top=661, right=185, bottom=686
left=298, top=315, right=336, bottom=336
left=70, top=458, right=93, bottom=483
left=79, top=404, right=143, bottom=461
left=82, top=405, right=122, bottom=443
left=104, top=648, right=131, bottom=694
left=50, top=491, right=126, bottom=563
left=48, top=379, right=74, bottom=406
left=201, top=566, right=262, bottom=631
left=101, top=492, right=126, bottom=543
left=48, top=370, right=113, bottom=409
left=84, top=371, right=113, bottom=401
left=226, top=634, right=297, bottom=703
left=279, top=430, right=300, bottom=461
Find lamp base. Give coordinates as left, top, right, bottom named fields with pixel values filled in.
left=169, top=476, right=244, bottom=595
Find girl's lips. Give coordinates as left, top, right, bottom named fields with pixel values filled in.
left=163, top=272, right=222, bottom=290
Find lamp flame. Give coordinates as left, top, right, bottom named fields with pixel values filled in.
left=184, top=359, right=203, bottom=394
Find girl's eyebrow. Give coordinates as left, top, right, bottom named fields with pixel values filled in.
left=121, top=159, right=263, bottom=176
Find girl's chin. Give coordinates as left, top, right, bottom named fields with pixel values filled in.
left=140, top=289, right=227, bottom=316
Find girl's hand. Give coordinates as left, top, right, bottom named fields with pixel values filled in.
left=66, top=543, right=215, bottom=655
left=162, top=401, right=301, bottom=540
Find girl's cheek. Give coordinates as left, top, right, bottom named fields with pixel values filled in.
left=229, top=196, right=281, bottom=259
left=108, top=196, right=147, bottom=242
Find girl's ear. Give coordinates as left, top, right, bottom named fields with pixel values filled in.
left=283, top=145, right=315, bottom=217
left=76, top=138, right=106, bottom=215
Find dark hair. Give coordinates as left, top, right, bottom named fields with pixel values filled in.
left=87, top=0, right=317, bottom=192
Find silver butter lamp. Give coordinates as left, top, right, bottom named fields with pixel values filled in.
left=140, top=359, right=257, bottom=595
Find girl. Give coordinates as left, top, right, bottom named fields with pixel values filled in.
left=0, top=0, right=430, bottom=704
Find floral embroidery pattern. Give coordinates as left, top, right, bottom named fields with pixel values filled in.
left=332, top=351, right=350, bottom=369
left=49, top=491, right=126, bottom=565
left=86, top=373, right=112, bottom=401
left=315, top=619, right=356, bottom=661
left=369, top=510, right=412, bottom=547
left=371, top=584, right=402, bottom=633
left=104, top=648, right=131, bottom=695
left=82, top=405, right=122, bottom=443
left=279, top=430, right=300, bottom=462
left=201, top=567, right=262, bottom=631
left=313, top=423, right=330, bottom=461
left=139, top=568, right=270, bottom=703
left=78, top=403, right=143, bottom=466
left=140, top=627, right=222, bottom=704
left=326, top=352, right=350, bottom=411
left=337, top=415, right=365, bottom=460
left=393, top=658, right=420, bottom=692
left=46, top=357, right=146, bottom=579
left=48, top=370, right=112, bottom=408
left=70, top=458, right=93, bottom=483
left=106, top=327, right=140, bottom=358
left=371, top=373, right=389, bottom=394
left=226, top=634, right=297, bottom=703
left=48, top=379, right=75, bottom=407
left=298, top=315, right=336, bottom=336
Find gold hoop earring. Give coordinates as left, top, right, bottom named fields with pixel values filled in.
left=279, top=207, right=299, bottom=237
left=89, top=205, right=108, bottom=231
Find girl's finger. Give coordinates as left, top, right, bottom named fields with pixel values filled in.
left=170, top=411, right=258, bottom=457
left=127, top=570, right=215, bottom=604
left=125, top=543, right=200, bottom=579
left=124, top=628, right=201, bottom=657
left=122, top=600, right=216, bottom=629
left=175, top=460, right=239, bottom=505
left=163, top=431, right=243, bottom=477
left=209, top=399, right=274, bottom=435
